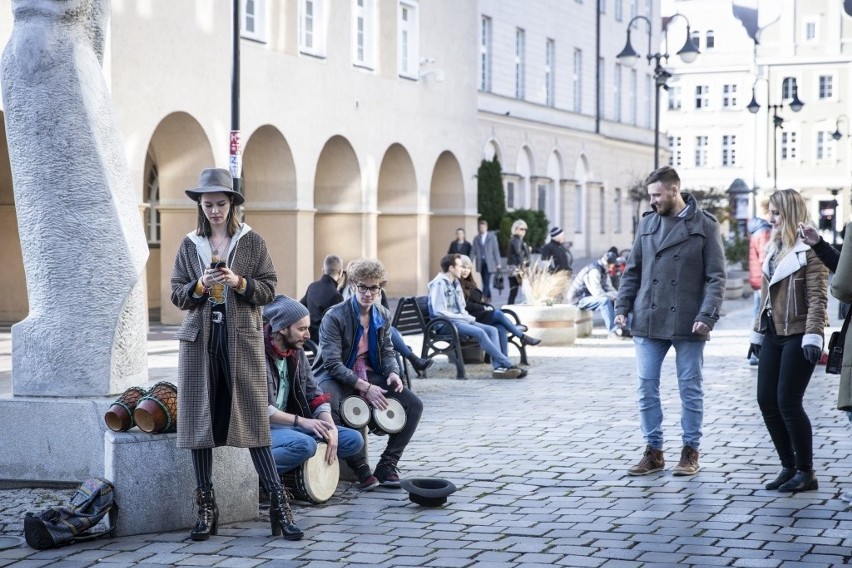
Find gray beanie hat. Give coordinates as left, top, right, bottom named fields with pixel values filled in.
left=264, top=295, right=310, bottom=332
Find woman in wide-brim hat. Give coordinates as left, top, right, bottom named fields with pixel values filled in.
left=170, top=167, right=303, bottom=541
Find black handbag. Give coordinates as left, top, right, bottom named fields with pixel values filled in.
left=826, top=308, right=852, bottom=375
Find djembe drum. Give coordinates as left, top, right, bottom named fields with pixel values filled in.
left=280, top=442, right=339, bottom=505
left=104, top=386, right=147, bottom=432
left=340, top=395, right=370, bottom=429
left=133, top=381, right=178, bottom=434
left=371, top=398, right=407, bottom=435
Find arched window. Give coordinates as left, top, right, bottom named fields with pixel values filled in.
left=691, top=30, right=701, bottom=50
left=782, top=77, right=797, bottom=100
left=705, top=30, right=715, bottom=49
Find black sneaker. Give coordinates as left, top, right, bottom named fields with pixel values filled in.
left=493, top=366, right=523, bottom=379
left=374, top=461, right=402, bottom=488
left=509, top=365, right=528, bottom=378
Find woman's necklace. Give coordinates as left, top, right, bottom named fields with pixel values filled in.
left=209, top=234, right=230, bottom=257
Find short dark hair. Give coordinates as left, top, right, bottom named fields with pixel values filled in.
left=456, top=227, right=465, bottom=233
left=645, top=166, right=680, bottom=189
left=440, top=254, right=460, bottom=273
left=478, top=219, right=488, bottom=226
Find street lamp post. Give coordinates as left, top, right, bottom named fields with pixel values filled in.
left=230, top=0, right=243, bottom=195
left=616, top=13, right=700, bottom=170
left=746, top=78, right=804, bottom=189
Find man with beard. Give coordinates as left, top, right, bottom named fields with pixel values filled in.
left=615, top=166, right=726, bottom=478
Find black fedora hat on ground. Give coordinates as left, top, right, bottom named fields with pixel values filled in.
left=400, top=478, right=457, bottom=507
left=185, top=168, right=245, bottom=205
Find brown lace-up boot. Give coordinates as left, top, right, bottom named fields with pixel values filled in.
left=672, top=446, right=700, bottom=476
left=627, top=445, right=665, bottom=476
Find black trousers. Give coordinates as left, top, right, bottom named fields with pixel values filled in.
left=507, top=275, right=522, bottom=304
left=321, top=370, right=423, bottom=466
left=756, top=326, right=816, bottom=471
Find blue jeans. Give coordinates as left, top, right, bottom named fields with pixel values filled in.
left=390, top=327, right=413, bottom=359
left=488, top=309, right=525, bottom=354
left=454, top=320, right=514, bottom=369
left=270, top=423, right=364, bottom=474
left=577, top=295, right=616, bottom=332
left=633, top=336, right=705, bottom=450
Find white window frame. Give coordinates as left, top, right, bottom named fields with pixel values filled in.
left=573, top=48, right=582, bottom=113
left=515, top=28, right=526, bottom=99
left=574, top=184, right=584, bottom=233
left=722, top=135, right=737, bottom=167
left=629, top=69, right=637, bottom=124
left=299, top=0, right=327, bottom=57
left=480, top=16, right=492, bottom=92
left=613, top=62, right=622, bottom=121
left=818, top=74, right=835, bottom=101
left=816, top=130, right=835, bottom=161
left=695, top=85, right=709, bottom=110
left=546, top=38, right=556, bottom=107
left=695, top=135, right=708, bottom=167
left=615, top=0, right=623, bottom=21
left=722, top=84, right=737, bottom=108
left=706, top=30, right=715, bottom=49
left=352, top=0, right=376, bottom=69
left=782, top=77, right=798, bottom=101
left=781, top=130, right=798, bottom=161
left=614, top=188, right=623, bottom=233
left=397, top=1, right=419, bottom=79
left=668, top=85, right=682, bottom=110
left=669, top=135, right=682, bottom=166
left=241, top=0, right=267, bottom=43
left=803, top=18, right=818, bottom=43
left=691, top=30, right=701, bottom=50
left=599, top=187, right=606, bottom=234
left=645, top=75, right=652, bottom=127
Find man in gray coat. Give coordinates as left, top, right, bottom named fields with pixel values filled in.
left=471, top=219, right=502, bottom=302
left=615, top=166, right=726, bottom=478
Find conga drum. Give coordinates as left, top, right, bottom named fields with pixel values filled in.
left=104, top=386, right=147, bottom=432
left=372, top=398, right=407, bottom=435
left=134, top=381, right=178, bottom=433
left=280, top=442, right=339, bottom=504
left=340, top=395, right=370, bottom=429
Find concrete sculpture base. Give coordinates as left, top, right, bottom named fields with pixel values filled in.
left=509, top=304, right=579, bottom=346
left=105, top=431, right=259, bottom=537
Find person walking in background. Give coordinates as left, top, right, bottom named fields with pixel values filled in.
left=539, top=227, right=572, bottom=274
left=471, top=219, right=502, bottom=302
left=748, top=199, right=772, bottom=365
left=615, top=166, right=726, bottom=478
left=447, top=228, right=472, bottom=256
left=749, top=189, right=828, bottom=493
left=506, top=219, right=531, bottom=305
left=300, top=254, right=344, bottom=343
left=171, top=168, right=302, bottom=541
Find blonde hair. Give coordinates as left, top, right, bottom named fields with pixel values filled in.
left=769, top=189, right=810, bottom=262
left=347, top=258, right=388, bottom=287
left=458, top=255, right=473, bottom=269
left=511, top=219, right=528, bottom=235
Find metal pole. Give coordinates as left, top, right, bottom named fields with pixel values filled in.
left=230, top=0, right=242, bottom=196
left=772, top=118, right=777, bottom=189
left=654, top=64, right=661, bottom=170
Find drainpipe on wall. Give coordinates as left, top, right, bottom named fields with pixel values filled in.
left=595, top=0, right=601, bottom=134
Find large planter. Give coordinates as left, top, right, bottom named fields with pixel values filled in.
left=509, top=303, right=578, bottom=346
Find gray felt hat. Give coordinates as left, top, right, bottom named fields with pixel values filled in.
left=264, top=295, right=310, bottom=332
left=185, top=168, right=245, bottom=205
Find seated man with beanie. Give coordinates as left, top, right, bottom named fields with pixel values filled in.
left=568, top=250, right=628, bottom=339
left=263, top=295, right=364, bottom=486
left=313, top=258, right=423, bottom=491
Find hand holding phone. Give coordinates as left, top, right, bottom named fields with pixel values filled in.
left=210, top=261, right=226, bottom=269
left=797, top=224, right=805, bottom=239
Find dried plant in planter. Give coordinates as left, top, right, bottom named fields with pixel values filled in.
left=519, top=263, right=571, bottom=306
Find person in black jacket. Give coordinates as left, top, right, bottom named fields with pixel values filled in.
left=447, top=228, right=472, bottom=256
left=539, top=227, right=572, bottom=273
left=506, top=219, right=531, bottom=304
left=300, top=255, right=344, bottom=343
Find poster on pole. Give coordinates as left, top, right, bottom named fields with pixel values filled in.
left=229, top=130, right=242, bottom=179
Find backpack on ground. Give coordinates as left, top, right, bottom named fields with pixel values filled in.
left=23, top=477, right=118, bottom=550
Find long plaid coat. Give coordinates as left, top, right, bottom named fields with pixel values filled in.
left=170, top=225, right=277, bottom=449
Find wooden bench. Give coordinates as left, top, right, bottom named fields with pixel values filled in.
left=391, top=296, right=529, bottom=380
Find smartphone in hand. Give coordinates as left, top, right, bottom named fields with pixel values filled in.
left=210, top=261, right=226, bottom=269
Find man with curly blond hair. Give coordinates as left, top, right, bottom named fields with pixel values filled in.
left=313, top=259, right=423, bottom=491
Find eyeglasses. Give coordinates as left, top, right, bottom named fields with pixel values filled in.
left=518, top=227, right=527, bottom=231
left=355, top=284, right=382, bottom=295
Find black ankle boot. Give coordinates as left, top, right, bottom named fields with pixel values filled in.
left=765, top=468, right=796, bottom=490
left=190, top=486, right=219, bottom=541
left=777, top=470, right=818, bottom=493
left=521, top=334, right=541, bottom=346
left=409, top=355, right=434, bottom=373
left=270, top=488, right=304, bottom=540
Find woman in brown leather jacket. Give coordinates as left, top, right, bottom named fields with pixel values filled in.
left=749, top=189, right=828, bottom=493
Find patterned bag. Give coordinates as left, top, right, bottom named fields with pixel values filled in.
left=24, top=478, right=117, bottom=550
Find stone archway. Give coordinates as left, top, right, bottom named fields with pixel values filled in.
left=377, top=143, right=419, bottom=297
left=145, top=112, right=214, bottom=324
left=428, top=151, right=466, bottom=275
left=242, top=125, right=301, bottom=296
left=0, top=112, right=25, bottom=325
left=314, top=136, right=364, bottom=276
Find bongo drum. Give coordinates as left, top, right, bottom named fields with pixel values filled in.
left=372, top=398, right=407, bottom=434
left=340, top=395, right=370, bottom=429
left=104, top=386, right=147, bottom=432
left=134, top=381, right=178, bottom=433
left=280, top=442, right=339, bottom=504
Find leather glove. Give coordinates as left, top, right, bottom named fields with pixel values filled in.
left=802, top=345, right=821, bottom=364
left=747, top=343, right=761, bottom=359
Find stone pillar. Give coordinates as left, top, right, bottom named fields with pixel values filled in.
left=1, top=0, right=148, bottom=397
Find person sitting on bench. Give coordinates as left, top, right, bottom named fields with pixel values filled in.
left=427, top=254, right=527, bottom=379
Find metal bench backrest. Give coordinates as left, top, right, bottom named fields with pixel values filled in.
left=391, top=296, right=428, bottom=336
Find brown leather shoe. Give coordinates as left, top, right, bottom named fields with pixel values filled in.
left=672, top=446, right=700, bottom=476
left=627, top=445, right=664, bottom=476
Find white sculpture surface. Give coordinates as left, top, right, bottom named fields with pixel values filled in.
left=1, top=0, right=148, bottom=396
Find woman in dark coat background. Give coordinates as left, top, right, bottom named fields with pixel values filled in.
left=506, top=219, right=531, bottom=304
left=171, top=168, right=302, bottom=541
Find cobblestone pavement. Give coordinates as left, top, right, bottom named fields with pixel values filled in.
left=1, top=296, right=851, bottom=566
